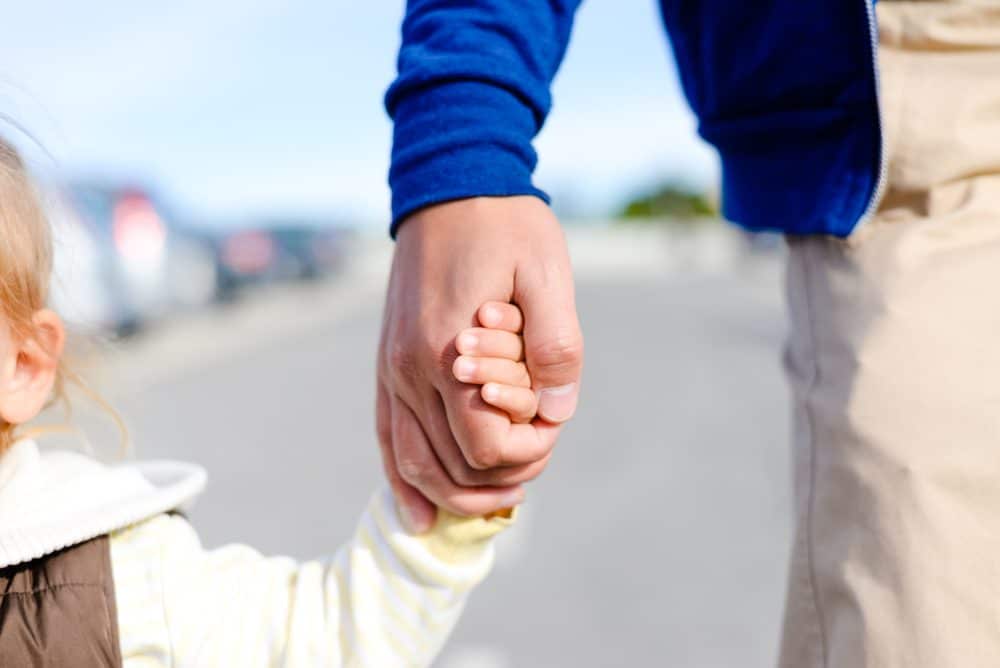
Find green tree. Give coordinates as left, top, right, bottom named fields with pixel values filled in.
left=619, top=184, right=716, bottom=222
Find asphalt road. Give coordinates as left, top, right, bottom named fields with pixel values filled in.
left=92, top=237, right=791, bottom=667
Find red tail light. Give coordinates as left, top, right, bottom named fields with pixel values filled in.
left=222, top=231, right=275, bottom=275
left=112, top=193, right=166, bottom=262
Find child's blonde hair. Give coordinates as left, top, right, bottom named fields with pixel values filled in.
left=0, top=137, right=67, bottom=452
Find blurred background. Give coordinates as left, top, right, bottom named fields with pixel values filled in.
left=3, top=1, right=791, bottom=666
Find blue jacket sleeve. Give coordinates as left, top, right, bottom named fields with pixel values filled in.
left=384, top=0, right=583, bottom=235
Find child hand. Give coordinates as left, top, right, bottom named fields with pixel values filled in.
left=452, top=301, right=537, bottom=424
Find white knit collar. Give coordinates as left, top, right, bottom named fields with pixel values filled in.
left=0, top=439, right=206, bottom=568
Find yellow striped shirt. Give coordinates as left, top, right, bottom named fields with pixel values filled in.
left=110, top=487, right=512, bottom=667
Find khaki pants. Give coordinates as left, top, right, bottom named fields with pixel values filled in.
left=779, top=3, right=1000, bottom=666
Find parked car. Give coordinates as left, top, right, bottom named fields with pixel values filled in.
left=215, top=227, right=278, bottom=294
left=216, top=221, right=347, bottom=292
left=49, top=181, right=219, bottom=336
left=269, top=224, right=346, bottom=280
left=48, top=189, right=138, bottom=336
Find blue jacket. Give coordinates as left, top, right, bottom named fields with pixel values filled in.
left=385, top=1, right=883, bottom=238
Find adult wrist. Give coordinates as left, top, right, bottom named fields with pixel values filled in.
left=387, top=81, right=549, bottom=237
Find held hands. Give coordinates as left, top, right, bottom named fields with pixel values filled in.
left=451, top=301, right=536, bottom=520
left=454, top=302, right=538, bottom=424
left=376, top=197, right=583, bottom=533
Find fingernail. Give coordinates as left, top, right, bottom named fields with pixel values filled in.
left=481, top=306, right=500, bottom=327
left=396, top=502, right=418, bottom=533
left=501, top=489, right=525, bottom=507
left=458, top=333, right=478, bottom=352
left=397, top=502, right=433, bottom=534
left=454, top=357, right=476, bottom=381
left=537, top=383, right=578, bottom=422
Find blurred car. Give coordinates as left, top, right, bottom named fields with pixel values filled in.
left=48, top=190, right=136, bottom=336
left=216, top=221, right=347, bottom=292
left=49, top=182, right=219, bottom=336
left=216, top=227, right=277, bottom=293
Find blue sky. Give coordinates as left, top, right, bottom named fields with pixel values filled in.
left=1, top=0, right=718, bottom=229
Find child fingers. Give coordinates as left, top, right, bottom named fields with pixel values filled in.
left=477, top=301, right=524, bottom=333
left=453, top=356, right=531, bottom=388
left=481, top=383, right=538, bottom=423
left=455, top=328, right=524, bottom=361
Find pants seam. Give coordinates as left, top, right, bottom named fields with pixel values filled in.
left=800, top=239, right=830, bottom=668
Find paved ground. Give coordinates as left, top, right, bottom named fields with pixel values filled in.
left=76, top=230, right=792, bottom=667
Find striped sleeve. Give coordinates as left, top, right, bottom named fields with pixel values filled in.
left=111, top=486, right=512, bottom=667
left=110, top=521, right=172, bottom=667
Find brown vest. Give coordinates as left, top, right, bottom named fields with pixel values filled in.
left=0, top=536, right=122, bottom=667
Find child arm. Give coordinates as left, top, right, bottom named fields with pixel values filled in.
left=121, top=488, right=511, bottom=667
left=114, top=301, right=531, bottom=666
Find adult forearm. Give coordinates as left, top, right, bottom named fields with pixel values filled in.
left=384, top=0, right=583, bottom=234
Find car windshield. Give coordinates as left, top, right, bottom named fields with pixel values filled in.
left=69, top=185, right=117, bottom=233
left=268, top=225, right=314, bottom=249
left=69, top=184, right=175, bottom=236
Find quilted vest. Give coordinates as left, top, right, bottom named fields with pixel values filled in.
left=0, top=535, right=121, bottom=667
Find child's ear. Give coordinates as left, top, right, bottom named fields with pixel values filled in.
left=0, top=310, right=65, bottom=426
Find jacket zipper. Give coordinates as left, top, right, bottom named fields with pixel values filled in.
left=854, top=0, right=888, bottom=232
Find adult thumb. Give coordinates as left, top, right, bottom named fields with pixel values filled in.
left=516, top=255, right=584, bottom=424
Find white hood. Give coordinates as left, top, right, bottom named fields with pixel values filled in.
left=0, top=439, right=206, bottom=568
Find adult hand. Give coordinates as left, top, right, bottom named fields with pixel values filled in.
left=376, top=196, right=583, bottom=532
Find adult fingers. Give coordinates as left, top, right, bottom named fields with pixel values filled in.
left=391, top=394, right=525, bottom=516
left=382, top=313, right=540, bottom=503
left=441, top=386, right=564, bottom=469
left=515, top=246, right=584, bottom=424
left=422, top=390, right=551, bottom=486
left=376, top=379, right=436, bottom=533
